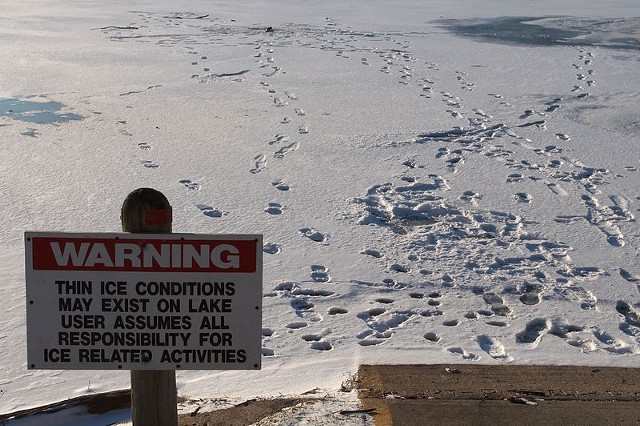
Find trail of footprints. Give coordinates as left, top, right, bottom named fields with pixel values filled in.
left=101, top=14, right=639, bottom=361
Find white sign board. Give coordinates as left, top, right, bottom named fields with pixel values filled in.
left=25, top=232, right=262, bottom=371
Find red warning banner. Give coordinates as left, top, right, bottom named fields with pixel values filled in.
left=29, top=235, right=258, bottom=273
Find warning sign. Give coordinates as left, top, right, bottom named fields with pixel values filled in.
left=25, top=232, right=262, bottom=371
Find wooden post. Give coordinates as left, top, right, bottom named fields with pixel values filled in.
left=121, top=188, right=177, bottom=426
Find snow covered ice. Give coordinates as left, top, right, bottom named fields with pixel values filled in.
left=0, top=0, right=639, bottom=421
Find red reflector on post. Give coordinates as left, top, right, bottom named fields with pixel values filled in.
left=143, top=208, right=172, bottom=226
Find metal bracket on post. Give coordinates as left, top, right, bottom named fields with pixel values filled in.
left=121, top=188, right=177, bottom=426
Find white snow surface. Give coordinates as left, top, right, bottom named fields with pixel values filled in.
left=1, top=0, right=640, bottom=421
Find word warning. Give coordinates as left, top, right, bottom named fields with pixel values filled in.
left=25, top=232, right=263, bottom=371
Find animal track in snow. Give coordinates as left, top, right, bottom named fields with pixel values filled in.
left=250, top=154, right=267, bottom=174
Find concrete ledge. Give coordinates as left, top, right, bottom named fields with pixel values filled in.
left=357, top=364, right=640, bottom=425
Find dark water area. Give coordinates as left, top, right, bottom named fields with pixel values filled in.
left=0, top=97, right=83, bottom=124
left=436, top=16, right=640, bottom=51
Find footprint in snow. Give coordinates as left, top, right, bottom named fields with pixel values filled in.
left=448, top=347, right=480, bottom=361
left=273, top=97, right=288, bottom=107
left=554, top=284, right=597, bottom=311
left=265, top=202, right=284, bottom=215
left=250, top=154, right=267, bottom=174
left=361, top=249, right=383, bottom=258
left=620, top=268, right=640, bottom=283
left=140, top=160, right=159, bottom=169
left=477, top=335, right=512, bottom=361
left=516, top=318, right=550, bottom=346
left=519, top=282, right=543, bottom=306
left=286, top=322, right=308, bottom=330
left=460, top=191, right=481, bottom=206
left=262, top=242, right=281, bottom=255
left=549, top=322, right=597, bottom=353
left=544, top=181, right=568, bottom=196
left=424, top=332, right=440, bottom=342
left=483, top=293, right=511, bottom=316
left=311, top=265, right=331, bottom=282
left=273, top=142, right=299, bottom=159
left=513, top=192, right=532, bottom=203
left=309, top=340, right=332, bottom=351
left=272, top=181, right=290, bottom=191
left=592, top=328, right=634, bottom=354
left=269, top=134, right=289, bottom=145
left=299, top=227, right=328, bottom=243
left=328, top=307, right=348, bottom=315
left=357, top=309, right=413, bottom=343
left=358, top=338, right=386, bottom=347
left=506, top=173, right=524, bottom=183
left=179, top=179, right=200, bottom=191
left=291, top=297, right=314, bottom=312
left=616, top=301, right=640, bottom=328
left=197, top=204, right=226, bottom=218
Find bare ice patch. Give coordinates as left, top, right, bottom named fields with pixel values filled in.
left=0, top=96, right=83, bottom=124
left=436, top=16, right=640, bottom=51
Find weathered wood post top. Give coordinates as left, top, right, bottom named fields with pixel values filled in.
left=122, top=187, right=177, bottom=426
